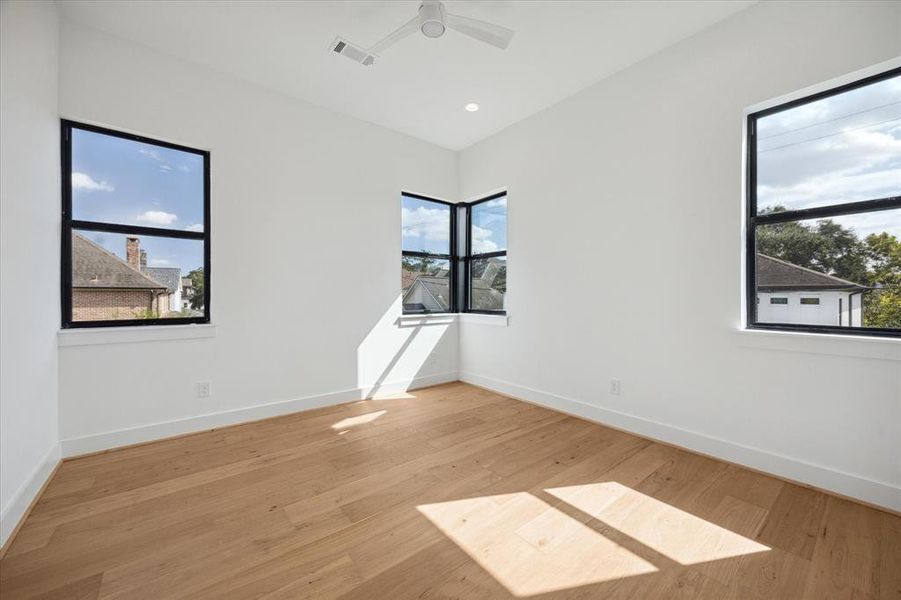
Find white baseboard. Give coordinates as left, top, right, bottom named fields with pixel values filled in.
left=460, top=371, right=901, bottom=512
left=1, top=442, right=60, bottom=548
left=60, top=371, right=458, bottom=458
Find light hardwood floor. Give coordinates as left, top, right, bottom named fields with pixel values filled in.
left=1, top=382, right=898, bottom=599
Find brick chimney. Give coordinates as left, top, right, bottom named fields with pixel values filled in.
left=126, top=237, right=141, bottom=270
left=140, top=250, right=147, bottom=270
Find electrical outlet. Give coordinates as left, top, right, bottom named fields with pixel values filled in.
left=197, top=381, right=212, bottom=398
left=609, top=379, right=621, bottom=396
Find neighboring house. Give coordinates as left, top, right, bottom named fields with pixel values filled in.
left=756, top=253, right=866, bottom=327
left=72, top=233, right=183, bottom=320
left=403, top=268, right=451, bottom=313
left=182, top=276, right=194, bottom=308
left=142, top=266, right=183, bottom=312
left=470, top=259, right=506, bottom=311
left=402, top=258, right=506, bottom=313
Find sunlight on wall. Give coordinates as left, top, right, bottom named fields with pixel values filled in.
left=417, top=492, right=658, bottom=597
left=545, top=482, right=770, bottom=565
left=331, top=410, right=387, bottom=430
left=356, top=297, right=454, bottom=397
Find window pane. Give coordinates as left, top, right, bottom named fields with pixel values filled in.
left=402, top=195, right=450, bottom=255
left=71, top=128, right=205, bottom=231
left=71, top=230, right=205, bottom=322
left=755, top=209, right=899, bottom=329
left=401, top=256, right=450, bottom=313
left=471, top=195, right=507, bottom=254
left=756, top=73, right=901, bottom=214
left=470, top=256, right=506, bottom=311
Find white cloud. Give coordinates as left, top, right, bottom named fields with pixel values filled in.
left=402, top=206, right=450, bottom=245
left=136, top=210, right=178, bottom=226
left=139, top=147, right=162, bottom=161
left=757, top=120, right=901, bottom=210
left=149, top=258, right=171, bottom=266
left=184, top=223, right=204, bottom=232
left=72, top=172, right=114, bottom=192
left=139, top=146, right=188, bottom=174
left=471, top=225, right=498, bottom=254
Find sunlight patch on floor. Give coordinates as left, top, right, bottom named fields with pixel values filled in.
left=417, top=492, right=658, bottom=597
left=545, top=482, right=770, bottom=565
left=331, top=410, right=387, bottom=430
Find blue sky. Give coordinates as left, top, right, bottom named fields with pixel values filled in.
left=471, top=197, right=507, bottom=253
left=72, top=129, right=204, bottom=273
left=756, top=73, right=899, bottom=238
left=402, top=194, right=507, bottom=255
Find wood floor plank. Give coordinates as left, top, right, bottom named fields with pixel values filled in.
left=757, top=483, right=829, bottom=561
left=0, top=382, right=894, bottom=599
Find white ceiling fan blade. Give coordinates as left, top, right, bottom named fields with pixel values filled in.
left=369, top=16, right=420, bottom=56
left=445, top=13, right=514, bottom=49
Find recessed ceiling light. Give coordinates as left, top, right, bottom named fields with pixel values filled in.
left=465, top=103, right=480, bottom=112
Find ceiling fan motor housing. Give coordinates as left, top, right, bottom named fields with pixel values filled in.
left=419, top=1, right=447, bottom=38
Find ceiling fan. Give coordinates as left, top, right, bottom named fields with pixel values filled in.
left=330, top=1, right=515, bottom=67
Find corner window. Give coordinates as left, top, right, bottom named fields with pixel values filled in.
left=62, top=121, right=210, bottom=327
left=401, top=193, right=455, bottom=314
left=747, top=67, right=900, bottom=337
left=465, top=193, right=507, bottom=313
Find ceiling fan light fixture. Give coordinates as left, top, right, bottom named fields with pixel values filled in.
left=465, top=103, right=480, bottom=112
left=421, top=20, right=446, bottom=38
left=418, top=2, right=447, bottom=38
left=337, top=0, right=514, bottom=66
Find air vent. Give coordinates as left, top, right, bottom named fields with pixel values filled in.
left=329, top=37, right=376, bottom=67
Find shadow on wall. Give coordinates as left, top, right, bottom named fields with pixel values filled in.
left=357, top=296, right=454, bottom=398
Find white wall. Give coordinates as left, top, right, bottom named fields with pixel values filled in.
left=0, top=1, right=61, bottom=545
left=459, top=1, right=901, bottom=509
left=56, top=21, right=459, bottom=455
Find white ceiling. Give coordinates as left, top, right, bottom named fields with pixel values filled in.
left=57, top=1, right=755, bottom=151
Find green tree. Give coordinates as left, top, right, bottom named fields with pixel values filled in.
left=756, top=206, right=867, bottom=282
left=862, top=233, right=901, bottom=329
left=187, top=267, right=205, bottom=311
left=402, top=253, right=436, bottom=273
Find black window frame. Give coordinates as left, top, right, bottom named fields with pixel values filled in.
left=463, top=191, right=507, bottom=315
left=401, top=192, right=457, bottom=315
left=746, top=67, right=901, bottom=338
left=61, top=119, right=211, bottom=329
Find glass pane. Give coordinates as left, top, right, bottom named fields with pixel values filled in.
left=401, top=256, right=451, bottom=313
left=402, top=195, right=450, bottom=255
left=470, top=256, right=506, bottom=312
left=756, top=73, right=901, bottom=213
left=71, top=128, right=205, bottom=231
left=754, top=209, right=899, bottom=329
left=471, top=195, right=507, bottom=254
left=71, top=230, right=205, bottom=322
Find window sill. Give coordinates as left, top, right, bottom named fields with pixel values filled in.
left=396, top=314, right=458, bottom=327
left=395, top=313, right=509, bottom=327
left=58, top=323, right=217, bottom=347
left=733, top=328, right=900, bottom=361
left=459, top=313, right=508, bottom=326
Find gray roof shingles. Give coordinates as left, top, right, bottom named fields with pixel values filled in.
left=72, top=233, right=167, bottom=290
left=142, top=267, right=182, bottom=293
left=756, top=253, right=866, bottom=291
